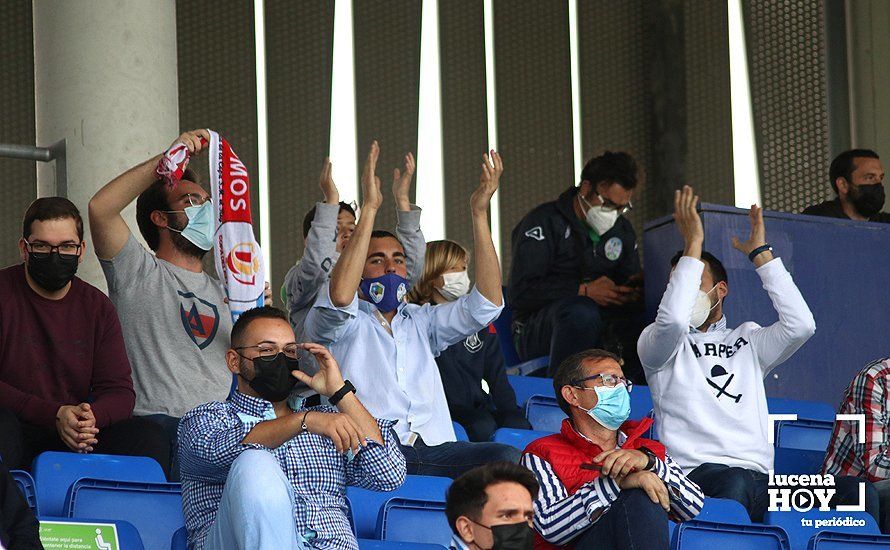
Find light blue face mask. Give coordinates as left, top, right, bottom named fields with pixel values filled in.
left=167, top=201, right=216, bottom=250
left=579, top=385, right=631, bottom=431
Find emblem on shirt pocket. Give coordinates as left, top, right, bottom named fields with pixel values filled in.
left=464, top=333, right=483, bottom=353
left=604, top=237, right=623, bottom=261
left=706, top=364, right=742, bottom=403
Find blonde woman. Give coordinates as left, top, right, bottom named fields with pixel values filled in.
left=407, top=240, right=531, bottom=442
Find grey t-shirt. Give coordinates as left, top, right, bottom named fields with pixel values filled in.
left=99, top=234, right=233, bottom=417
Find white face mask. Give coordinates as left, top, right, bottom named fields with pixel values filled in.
left=578, top=193, right=619, bottom=236
left=689, top=284, right=720, bottom=328
left=438, top=270, right=471, bottom=301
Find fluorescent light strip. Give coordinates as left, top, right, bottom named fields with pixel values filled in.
left=417, top=0, right=446, bottom=240
left=329, top=0, right=359, bottom=204
left=568, top=0, right=583, bottom=184
left=728, top=0, right=762, bottom=208
left=254, top=0, right=272, bottom=283
left=483, top=0, right=501, bottom=260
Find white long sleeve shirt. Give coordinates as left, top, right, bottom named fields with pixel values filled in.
left=638, top=256, right=816, bottom=474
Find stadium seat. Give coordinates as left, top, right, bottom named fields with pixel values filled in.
left=39, top=516, right=144, bottom=550
left=697, top=498, right=752, bottom=524
left=508, top=375, right=554, bottom=407
left=763, top=510, right=878, bottom=550
left=491, top=427, right=552, bottom=451
left=171, top=526, right=187, bottom=550
left=773, top=419, right=835, bottom=474
left=32, top=451, right=167, bottom=517
left=12, top=469, right=38, bottom=514
left=768, top=397, right=836, bottom=421
left=492, top=290, right=548, bottom=375
left=525, top=395, right=566, bottom=432
left=808, top=530, right=890, bottom=549
left=358, top=540, right=448, bottom=549
left=65, top=478, right=184, bottom=550
left=630, top=384, right=653, bottom=420
left=347, top=475, right=452, bottom=539
left=376, top=497, right=451, bottom=546
left=670, top=520, right=791, bottom=549
left=453, top=422, right=469, bottom=442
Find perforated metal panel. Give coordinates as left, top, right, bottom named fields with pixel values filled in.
left=264, top=1, right=335, bottom=292
left=439, top=0, right=489, bottom=251
left=0, top=1, right=36, bottom=266
left=494, top=0, right=574, bottom=272
left=353, top=0, right=422, bottom=234
left=743, top=0, right=831, bottom=212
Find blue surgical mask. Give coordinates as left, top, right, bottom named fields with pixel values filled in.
left=579, top=385, right=631, bottom=431
left=168, top=201, right=216, bottom=250
left=359, top=273, right=409, bottom=313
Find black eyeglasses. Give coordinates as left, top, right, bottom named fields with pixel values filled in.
left=25, top=241, right=82, bottom=258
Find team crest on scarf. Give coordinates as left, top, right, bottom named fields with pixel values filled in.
left=177, top=291, right=220, bottom=349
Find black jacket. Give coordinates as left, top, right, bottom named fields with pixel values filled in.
left=801, top=198, right=890, bottom=223
left=507, top=186, right=641, bottom=321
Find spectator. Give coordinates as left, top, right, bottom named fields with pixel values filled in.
left=521, top=349, right=703, bottom=549
left=802, top=149, right=888, bottom=222
left=406, top=239, right=531, bottom=441
left=283, top=155, right=425, bottom=371
left=0, top=198, right=169, bottom=475
left=445, top=461, right=538, bottom=550
left=89, top=130, right=268, bottom=476
left=507, top=151, right=645, bottom=380
left=306, top=142, right=520, bottom=478
left=0, top=460, right=40, bottom=549
left=823, top=356, right=890, bottom=533
left=179, top=306, right=405, bottom=550
left=638, top=186, right=872, bottom=522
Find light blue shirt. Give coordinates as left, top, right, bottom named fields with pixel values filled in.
left=306, top=284, right=503, bottom=446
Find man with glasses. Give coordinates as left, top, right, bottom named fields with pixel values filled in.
left=0, top=198, right=170, bottom=474
left=802, top=149, right=888, bottom=222
left=179, top=306, right=405, bottom=550
left=507, top=151, right=645, bottom=379
left=520, top=349, right=703, bottom=549
left=89, top=130, right=269, bottom=478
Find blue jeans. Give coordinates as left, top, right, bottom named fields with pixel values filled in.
left=399, top=437, right=521, bottom=479
left=204, top=450, right=306, bottom=550
left=573, top=488, right=669, bottom=549
left=688, top=462, right=879, bottom=524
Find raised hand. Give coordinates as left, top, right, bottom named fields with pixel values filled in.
left=471, top=150, right=503, bottom=214
left=292, top=343, right=347, bottom=399
left=673, top=185, right=703, bottom=258
left=168, top=129, right=210, bottom=155
left=392, top=152, right=416, bottom=211
left=319, top=158, right=339, bottom=204
left=360, top=141, right=383, bottom=212
left=731, top=204, right=767, bottom=255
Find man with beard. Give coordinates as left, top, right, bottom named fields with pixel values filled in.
left=90, top=130, right=254, bottom=477
left=802, top=149, right=889, bottom=222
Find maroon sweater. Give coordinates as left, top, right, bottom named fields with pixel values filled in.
left=0, top=264, right=135, bottom=428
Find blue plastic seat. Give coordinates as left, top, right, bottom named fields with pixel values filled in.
left=491, top=427, right=552, bottom=451
left=39, top=516, right=145, bottom=550
left=358, top=539, right=448, bottom=549
left=697, top=498, right=752, bottom=524
left=376, top=497, right=451, bottom=546
left=507, top=375, right=554, bottom=407
left=763, top=510, right=878, bottom=550
left=171, top=525, right=188, bottom=550
left=671, top=520, right=791, bottom=549
left=347, top=475, right=452, bottom=539
left=12, top=469, right=38, bottom=514
left=768, top=397, right=836, bottom=421
left=808, top=530, right=890, bottom=548
left=525, top=395, right=566, bottom=432
left=630, top=384, right=653, bottom=420
left=65, top=478, right=184, bottom=550
left=32, top=451, right=166, bottom=517
left=453, top=421, right=469, bottom=442
left=773, top=419, right=835, bottom=474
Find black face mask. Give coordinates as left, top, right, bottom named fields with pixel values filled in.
left=240, top=352, right=301, bottom=403
left=472, top=521, right=534, bottom=550
left=27, top=251, right=79, bottom=292
left=850, top=182, right=885, bottom=218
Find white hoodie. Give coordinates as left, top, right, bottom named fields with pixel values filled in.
left=638, top=256, right=816, bottom=474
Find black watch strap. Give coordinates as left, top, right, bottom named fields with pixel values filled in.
left=748, top=243, right=773, bottom=262
left=641, top=447, right=657, bottom=471
left=329, top=380, right=356, bottom=406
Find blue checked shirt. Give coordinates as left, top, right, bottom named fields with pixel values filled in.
left=179, top=391, right=406, bottom=550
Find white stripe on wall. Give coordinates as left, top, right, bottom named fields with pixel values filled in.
left=483, top=0, right=502, bottom=260
left=568, top=0, right=583, bottom=185
left=329, top=0, right=360, bottom=205
left=728, top=0, right=762, bottom=208
left=254, top=0, right=272, bottom=283
left=417, top=0, right=446, bottom=241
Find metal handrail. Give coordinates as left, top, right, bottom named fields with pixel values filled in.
left=0, top=140, right=67, bottom=197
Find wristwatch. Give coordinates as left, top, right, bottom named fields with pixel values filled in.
left=329, top=380, right=356, bottom=407
left=640, top=447, right=658, bottom=471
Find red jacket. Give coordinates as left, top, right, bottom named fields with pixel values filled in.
left=523, top=418, right=665, bottom=549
